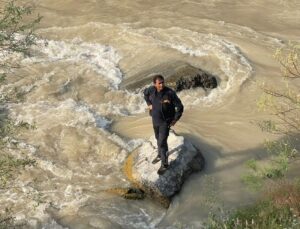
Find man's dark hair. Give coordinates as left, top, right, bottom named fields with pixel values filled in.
left=152, top=74, right=164, bottom=84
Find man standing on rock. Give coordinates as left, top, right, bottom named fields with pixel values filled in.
left=144, top=74, right=184, bottom=175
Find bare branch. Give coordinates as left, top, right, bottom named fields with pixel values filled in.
left=279, top=59, right=300, bottom=78
left=292, top=59, right=300, bottom=76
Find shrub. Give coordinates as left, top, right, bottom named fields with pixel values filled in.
left=243, top=43, right=299, bottom=190
left=0, top=0, right=41, bottom=226
left=206, top=181, right=300, bottom=229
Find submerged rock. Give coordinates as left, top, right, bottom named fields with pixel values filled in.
left=121, top=61, right=218, bottom=92
left=124, top=131, right=205, bottom=208
left=106, top=187, right=145, bottom=200
left=174, top=72, right=217, bottom=92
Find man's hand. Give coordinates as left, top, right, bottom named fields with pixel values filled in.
left=170, top=120, right=177, bottom=126
left=148, top=105, right=153, bottom=110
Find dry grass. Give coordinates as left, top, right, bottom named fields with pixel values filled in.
left=264, top=179, right=300, bottom=217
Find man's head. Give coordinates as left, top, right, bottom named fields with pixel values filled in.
left=152, top=74, right=165, bottom=92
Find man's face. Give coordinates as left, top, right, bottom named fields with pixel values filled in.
left=154, top=79, right=165, bottom=91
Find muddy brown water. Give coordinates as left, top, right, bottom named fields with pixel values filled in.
left=1, top=0, right=300, bottom=228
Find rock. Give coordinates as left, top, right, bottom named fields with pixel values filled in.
left=120, top=61, right=218, bottom=92
left=124, top=131, right=205, bottom=208
left=174, top=72, right=217, bottom=92
left=124, top=188, right=145, bottom=199
left=105, top=187, right=145, bottom=200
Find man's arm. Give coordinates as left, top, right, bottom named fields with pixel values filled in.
left=143, top=86, right=153, bottom=109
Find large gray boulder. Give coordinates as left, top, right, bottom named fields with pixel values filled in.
left=127, top=131, right=205, bottom=207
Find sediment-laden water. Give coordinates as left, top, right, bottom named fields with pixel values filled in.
left=1, top=0, right=300, bottom=228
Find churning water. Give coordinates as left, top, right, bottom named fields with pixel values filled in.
left=1, top=0, right=300, bottom=228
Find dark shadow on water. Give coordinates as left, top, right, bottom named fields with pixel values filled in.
left=180, top=133, right=298, bottom=173
left=157, top=131, right=300, bottom=227
left=167, top=144, right=183, bottom=157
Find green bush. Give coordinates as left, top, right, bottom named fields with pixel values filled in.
left=242, top=139, right=298, bottom=190
left=0, top=1, right=41, bottom=226
left=206, top=201, right=300, bottom=229
left=206, top=179, right=300, bottom=228
left=217, top=44, right=300, bottom=229
left=0, top=154, right=36, bottom=188
left=243, top=43, right=299, bottom=190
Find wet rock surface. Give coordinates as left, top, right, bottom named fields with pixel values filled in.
left=121, top=61, right=218, bottom=92
left=174, top=72, right=217, bottom=92
left=107, top=187, right=145, bottom=200
left=125, top=131, right=205, bottom=207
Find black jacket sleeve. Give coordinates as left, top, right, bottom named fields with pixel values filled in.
left=143, top=86, right=153, bottom=106
left=172, top=91, right=184, bottom=121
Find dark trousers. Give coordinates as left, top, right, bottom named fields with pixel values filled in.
left=153, top=123, right=170, bottom=166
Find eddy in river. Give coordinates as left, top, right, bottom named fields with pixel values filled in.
left=143, top=75, right=184, bottom=175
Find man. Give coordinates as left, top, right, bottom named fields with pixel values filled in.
left=143, top=74, right=184, bottom=175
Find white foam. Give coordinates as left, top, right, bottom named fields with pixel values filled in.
left=18, top=24, right=255, bottom=110
left=39, top=160, right=73, bottom=179
left=97, top=90, right=147, bottom=116
left=108, top=133, right=144, bottom=152
left=9, top=99, right=143, bottom=160
left=9, top=99, right=112, bottom=129
left=42, top=220, right=69, bottom=229
left=120, top=26, right=254, bottom=106
left=22, top=38, right=123, bottom=89
left=35, top=23, right=255, bottom=107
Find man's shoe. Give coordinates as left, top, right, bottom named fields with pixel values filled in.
left=157, top=164, right=168, bottom=175
left=152, top=155, right=161, bottom=164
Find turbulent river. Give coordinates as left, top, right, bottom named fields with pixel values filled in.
left=1, top=0, right=300, bottom=228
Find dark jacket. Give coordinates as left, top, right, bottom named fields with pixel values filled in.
left=143, top=86, right=184, bottom=125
